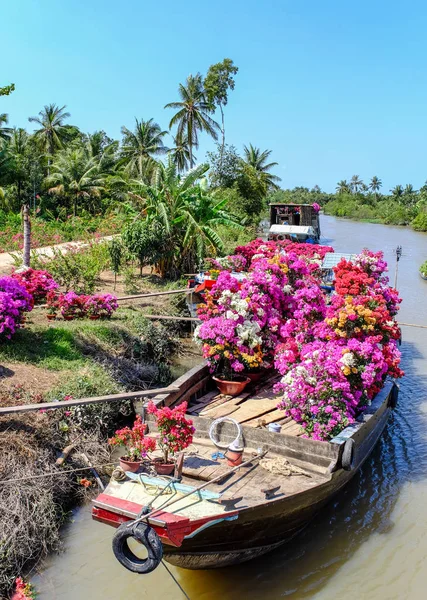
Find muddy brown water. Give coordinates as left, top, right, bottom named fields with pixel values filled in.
left=32, top=216, right=427, bottom=599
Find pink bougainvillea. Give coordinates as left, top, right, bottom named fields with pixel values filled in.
left=195, top=241, right=403, bottom=441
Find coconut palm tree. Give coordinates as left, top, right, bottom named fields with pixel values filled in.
left=0, top=113, right=12, bottom=142
left=390, top=184, right=404, bottom=199
left=242, top=144, right=281, bottom=189
left=8, top=128, right=30, bottom=204
left=369, top=176, right=382, bottom=195
left=350, top=175, right=363, bottom=193
left=168, top=135, right=193, bottom=173
left=120, top=118, right=168, bottom=178
left=46, top=147, right=105, bottom=216
left=28, top=104, right=71, bottom=172
left=336, top=180, right=351, bottom=194
left=165, top=73, right=220, bottom=167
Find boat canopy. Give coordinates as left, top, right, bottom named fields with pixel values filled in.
left=269, top=224, right=315, bottom=236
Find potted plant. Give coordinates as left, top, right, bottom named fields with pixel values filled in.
left=84, top=293, right=118, bottom=319
left=46, top=291, right=60, bottom=320
left=108, top=415, right=156, bottom=473
left=146, top=401, right=195, bottom=475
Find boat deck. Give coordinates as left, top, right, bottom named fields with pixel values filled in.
left=185, top=373, right=305, bottom=437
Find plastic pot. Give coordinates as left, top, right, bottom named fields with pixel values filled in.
left=212, top=375, right=251, bottom=397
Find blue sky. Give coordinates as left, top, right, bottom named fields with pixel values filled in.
left=2, top=0, right=427, bottom=192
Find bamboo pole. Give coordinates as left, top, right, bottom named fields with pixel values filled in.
left=0, top=386, right=180, bottom=415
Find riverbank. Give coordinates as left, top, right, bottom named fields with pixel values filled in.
left=0, top=265, right=200, bottom=598
left=324, top=197, right=427, bottom=232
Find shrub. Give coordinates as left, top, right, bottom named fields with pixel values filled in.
left=412, top=212, right=427, bottom=231
left=33, top=243, right=109, bottom=293
left=0, top=277, right=33, bottom=340
left=11, top=269, right=59, bottom=303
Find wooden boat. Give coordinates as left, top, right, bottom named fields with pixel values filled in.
left=92, top=364, right=398, bottom=571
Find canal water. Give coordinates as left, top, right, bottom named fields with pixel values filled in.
left=32, top=216, right=427, bottom=600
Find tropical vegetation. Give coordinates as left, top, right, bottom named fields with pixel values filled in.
left=0, top=60, right=284, bottom=277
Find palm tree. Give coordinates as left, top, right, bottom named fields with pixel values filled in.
left=120, top=118, right=168, bottom=178
left=8, top=128, right=30, bottom=204
left=243, top=144, right=281, bottom=189
left=336, top=180, right=351, bottom=194
left=350, top=175, right=363, bottom=193
left=165, top=73, right=220, bottom=167
left=46, top=147, right=105, bottom=216
left=168, top=135, right=193, bottom=173
left=390, top=184, right=404, bottom=199
left=28, top=104, right=71, bottom=172
left=0, top=113, right=12, bottom=142
left=404, top=184, right=415, bottom=195
left=369, top=176, right=382, bottom=195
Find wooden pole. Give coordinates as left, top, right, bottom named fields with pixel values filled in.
left=0, top=386, right=180, bottom=416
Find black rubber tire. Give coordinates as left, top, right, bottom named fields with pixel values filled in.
left=388, top=383, right=399, bottom=409
left=112, top=522, right=163, bottom=574
left=341, top=438, right=355, bottom=471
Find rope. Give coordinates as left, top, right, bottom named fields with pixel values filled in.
left=161, top=560, right=191, bottom=600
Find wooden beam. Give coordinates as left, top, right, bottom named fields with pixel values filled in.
left=138, top=314, right=199, bottom=322
left=0, top=386, right=180, bottom=415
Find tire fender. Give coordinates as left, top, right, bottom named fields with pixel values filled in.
left=341, top=438, right=356, bottom=471
left=388, top=382, right=399, bottom=409
left=112, top=522, right=163, bottom=574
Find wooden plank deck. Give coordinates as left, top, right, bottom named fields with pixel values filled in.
left=186, top=376, right=303, bottom=437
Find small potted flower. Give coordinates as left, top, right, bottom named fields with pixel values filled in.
left=146, top=401, right=195, bottom=475
left=108, top=415, right=157, bottom=472
left=84, top=293, right=118, bottom=319
left=46, top=291, right=60, bottom=320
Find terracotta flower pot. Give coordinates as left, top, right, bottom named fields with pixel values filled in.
left=119, top=457, right=142, bottom=473
left=245, top=370, right=263, bottom=383
left=212, top=375, right=251, bottom=397
left=89, top=314, right=100, bottom=320
left=153, top=458, right=175, bottom=475
left=47, top=314, right=56, bottom=321
left=63, top=315, right=74, bottom=321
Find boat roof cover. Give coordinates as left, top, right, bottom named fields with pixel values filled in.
left=321, top=252, right=357, bottom=269
left=269, top=224, right=315, bottom=235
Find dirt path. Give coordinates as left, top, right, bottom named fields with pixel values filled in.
left=0, top=236, right=116, bottom=274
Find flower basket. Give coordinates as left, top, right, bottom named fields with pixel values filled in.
left=212, top=375, right=251, bottom=396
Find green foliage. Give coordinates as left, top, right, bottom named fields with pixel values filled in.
left=412, top=212, right=427, bottom=231
left=0, top=83, right=15, bottom=96
left=207, top=144, right=241, bottom=188
left=33, top=243, right=110, bottom=293
left=215, top=223, right=257, bottom=255
left=122, top=220, right=169, bottom=275
left=420, top=260, right=427, bottom=276
left=108, top=238, right=124, bottom=288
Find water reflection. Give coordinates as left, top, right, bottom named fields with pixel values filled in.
left=32, top=216, right=427, bottom=599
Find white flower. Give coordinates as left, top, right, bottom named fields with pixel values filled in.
left=283, top=284, right=292, bottom=294
left=340, top=352, right=356, bottom=367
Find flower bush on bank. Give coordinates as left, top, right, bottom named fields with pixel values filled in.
left=11, top=268, right=59, bottom=303
left=0, top=277, right=33, bottom=340
left=195, top=240, right=403, bottom=441
left=46, top=291, right=118, bottom=319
